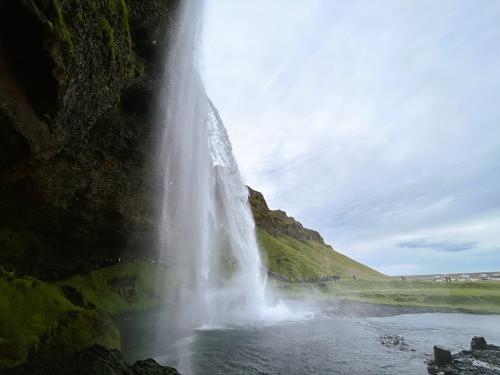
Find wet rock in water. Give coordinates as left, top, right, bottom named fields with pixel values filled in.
left=433, top=346, right=452, bottom=365
left=1, top=345, right=180, bottom=375
left=380, top=334, right=414, bottom=351
left=470, top=336, right=487, bottom=350
left=427, top=337, right=500, bottom=375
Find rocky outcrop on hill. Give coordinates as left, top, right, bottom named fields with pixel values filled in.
left=0, top=0, right=178, bottom=279
left=1, top=345, right=180, bottom=375
left=248, top=187, right=325, bottom=244
left=248, top=187, right=384, bottom=280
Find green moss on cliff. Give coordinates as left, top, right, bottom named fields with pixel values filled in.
left=98, top=15, right=117, bottom=60
left=0, top=262, right=167, bottom=368
left=59, top=262, right=168, bottom=314
left=38, top=0, right=133, bottom=59
left=37, top=310, right=119, bottom=359
left=0, top=272, right=81, bottom=367
left=1, top=0, right=178, bottom=280
left=120, top=1, right=134, bottom=76
left=50, top=0, right=74, bottom=51
left=98, top=0, right=133, bottom=68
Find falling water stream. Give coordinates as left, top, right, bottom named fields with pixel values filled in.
left=157, top=0, right=290, bottom=340
left=129, top=2, right=500, bottom=374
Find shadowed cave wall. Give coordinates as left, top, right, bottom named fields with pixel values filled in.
left=0, top=0, right=179, bottom=279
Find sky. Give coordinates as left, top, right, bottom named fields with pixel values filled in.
left=200, top=0, right=500, bottom=276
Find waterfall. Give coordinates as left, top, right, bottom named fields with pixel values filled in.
left=157, top=0, right=276, bottom=330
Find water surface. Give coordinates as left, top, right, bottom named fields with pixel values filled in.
left=119, top=310, right=500, bottom=374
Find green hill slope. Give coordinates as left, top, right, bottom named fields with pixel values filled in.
left=248, top=187, right=384, bottom=280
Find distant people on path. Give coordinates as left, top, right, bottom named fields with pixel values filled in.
left=267, top=271, right=340, bottom=283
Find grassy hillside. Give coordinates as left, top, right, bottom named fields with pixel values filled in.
left=248, top=187, right=384, bottom=280
left=257, top=229, right=384, bottom=280
left=248, top=188, right=500, bottom=314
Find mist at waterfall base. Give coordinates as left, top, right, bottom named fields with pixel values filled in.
left=156, top=0, right=298, bottom=342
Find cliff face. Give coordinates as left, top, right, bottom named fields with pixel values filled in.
left=0, top=0, right=381, bottom=283
left=0, top=0, right=178, bottom=279
left=248, top=187, right=325, bottom=244
left=248, top=187, right=384, bottom=280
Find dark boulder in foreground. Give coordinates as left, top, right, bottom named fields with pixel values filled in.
left=433, top=346, right=452, bottom=366
left=427, top=337, right=500, bottom=375
left=0, top=345, right=180, bottom=375
left=470, top=336, right=488, bottom=350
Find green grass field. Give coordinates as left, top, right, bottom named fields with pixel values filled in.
left=273, top=279, right=500, bottom=314
left=257, top=229, right=384, bottom=280
left=255, top=225, right=500, bottom=314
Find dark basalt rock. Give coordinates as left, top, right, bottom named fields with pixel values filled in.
left=0, top=345, right=180, bottom=375
left=433, top=346, right=452, bottom=366
left=0, top=0, right=179, bottom=279
left=427, top=337, right=500, bottom=375
left=0, top=0, right=182, bottom=369
left=470, top=336, right=487, bottom=350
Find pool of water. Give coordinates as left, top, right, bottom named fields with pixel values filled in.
left=118, top=309, right=500, bottom=374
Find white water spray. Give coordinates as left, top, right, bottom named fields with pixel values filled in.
left=157, top=0, right=288, bottom=330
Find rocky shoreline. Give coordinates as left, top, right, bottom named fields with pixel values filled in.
left=0, top=345, right=180, bottom=375
left=427, top=337, right=500, bottom=375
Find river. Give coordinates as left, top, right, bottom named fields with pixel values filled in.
left=118, top=307, right=500, bottom=374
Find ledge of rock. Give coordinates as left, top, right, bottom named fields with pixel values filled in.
left=248, top=187, right=325, bottom=244
left=1, top=345, right=180, bottom=375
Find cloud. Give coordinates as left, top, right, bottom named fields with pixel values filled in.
left=397, top=239, right=478, bottom=252
left=202, top=0, right=500, bottom=274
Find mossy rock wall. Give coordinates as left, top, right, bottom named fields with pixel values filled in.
left=0, top=0, right=178, bottom=279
